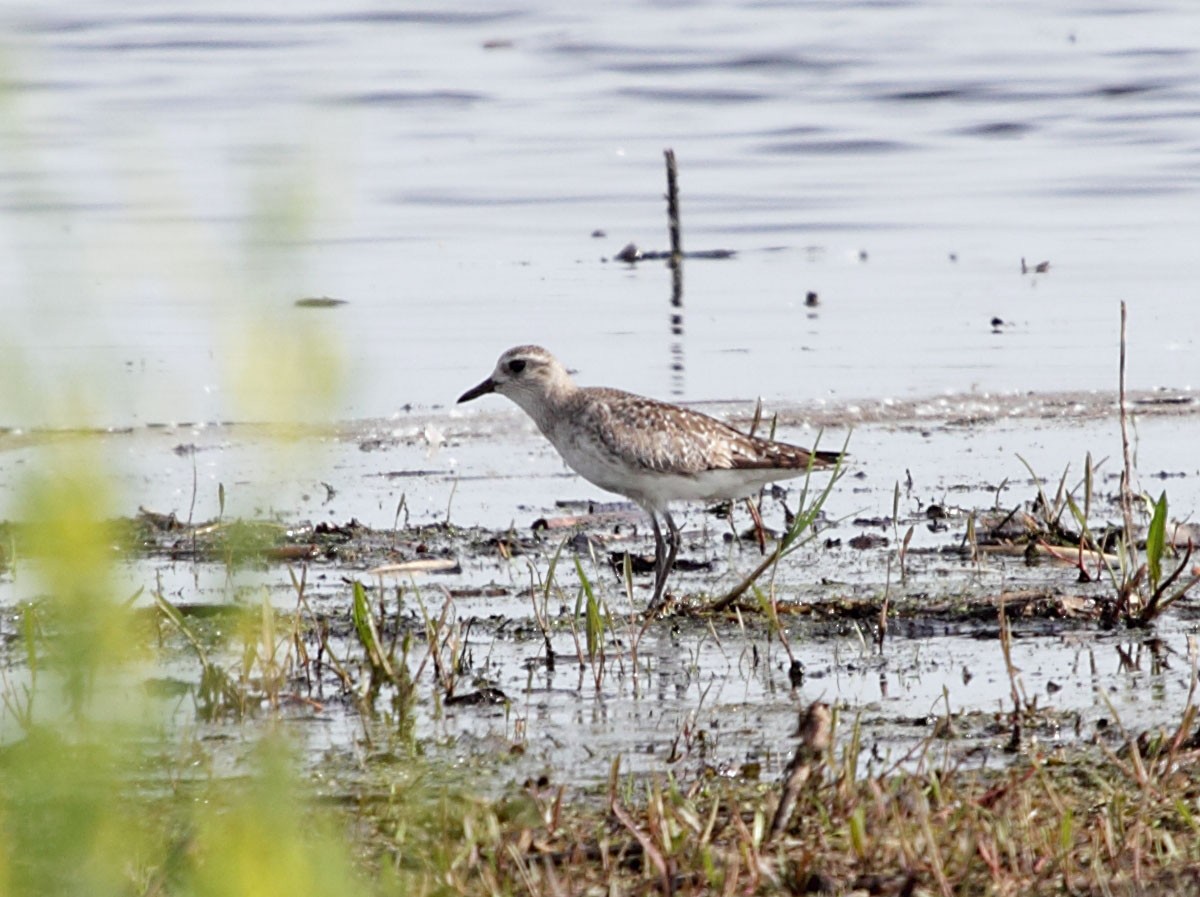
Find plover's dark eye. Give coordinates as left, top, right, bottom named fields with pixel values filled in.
left=508, top=359, right=527, bottom=374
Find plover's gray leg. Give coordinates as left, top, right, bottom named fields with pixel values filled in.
left=648, top=510, right=681, bottom=610
left=648, top=513, right=668, bottom=609
left=663, top=510, right=681, bottom=591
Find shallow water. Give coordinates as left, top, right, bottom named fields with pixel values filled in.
left=2, top=0, right=1199, bottom=428
left=3, top=397, right=1199, bottom=783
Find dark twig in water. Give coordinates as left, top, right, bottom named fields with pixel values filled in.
left=187, top=445, right=198, bottom=560
left=611, top=151, right=734, bottom=266
left=878, top=560, right=891, bottom=651
left=745, top=498, right=768, bottom=555
left=1118, top=302, right=1137, bottom=577
left=997, top=597, right=1023, bottom=733
left=1086, top=303, right=1200, bottom=625
left=391, top=493, right=408, bottom=549
left=664, top=148, right=681, bottom=264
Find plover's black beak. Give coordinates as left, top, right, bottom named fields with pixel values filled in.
left=457, top=378, right=496, bottom=403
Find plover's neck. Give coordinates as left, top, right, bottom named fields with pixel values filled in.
left=510, top=376, right=578, bottom=438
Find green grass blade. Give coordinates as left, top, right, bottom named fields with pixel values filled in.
left=1146, top=491, right=1167, bottom=589
left=574, top=556, right=603, bottom=661
left=352, top=579, right=394, bottom=679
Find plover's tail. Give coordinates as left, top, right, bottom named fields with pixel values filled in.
left=732, top=440, right=846, bottom=471
left=809, top=448, right=845, bottom=468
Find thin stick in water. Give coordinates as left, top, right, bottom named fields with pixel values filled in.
left=1118, top=301, right=1138, bottom=575
left=664, top=148, right=681, bottom=262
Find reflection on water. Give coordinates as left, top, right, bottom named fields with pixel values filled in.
left=1, top=0, right=1198, bottom=427
left=667, top=149, right=686, bottom=398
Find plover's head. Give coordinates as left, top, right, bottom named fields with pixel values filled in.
left=457, top=345, right=571, bottom=409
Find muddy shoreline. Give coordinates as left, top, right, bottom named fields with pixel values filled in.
left=3, top=387, right=1198, bottom=789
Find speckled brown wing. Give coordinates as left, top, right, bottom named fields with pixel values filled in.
left=576, top=388, right=834, bottom=474
left=571, top=389, right=722, bottom=474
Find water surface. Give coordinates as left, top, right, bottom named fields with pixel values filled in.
left=1, top=0, right=1198, bottom=427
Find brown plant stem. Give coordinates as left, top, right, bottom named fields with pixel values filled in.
left=1118, top=301, right=1138, bottom=581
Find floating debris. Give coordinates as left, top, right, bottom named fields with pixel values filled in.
left=445, top=687, right=508, bottom=706
left=614, top=243, right=642, bottom=263
left=368, top=558, right=461, bottom=576
left=848, top=532, right=889, bottom=550
left=611, top=243, right=734, bottom=263
left=531, top=509, right=641, bottom=531
left=1133, top=395, right=1194, bottom=407
left=295, top=296, right=348, bottom=308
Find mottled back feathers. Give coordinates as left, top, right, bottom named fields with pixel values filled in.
left=458, top=345, right=841, bottom=508
left=569, top=387, right=833, bottom=477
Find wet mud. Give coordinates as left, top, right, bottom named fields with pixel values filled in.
left=1, top=388, right=1199, bottom=788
